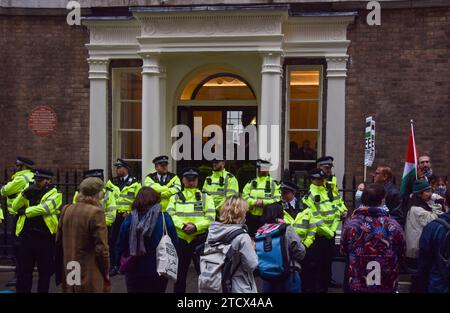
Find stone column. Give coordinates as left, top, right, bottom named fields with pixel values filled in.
left=140, top=53, right=161, bottom=180
left=260, top=53, right=282, bottom=179
left=88, top=58, right=109, bottom=180
left=326, top=57, right=348, bottom=187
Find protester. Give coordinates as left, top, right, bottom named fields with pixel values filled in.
left=354, top=182, right=365, bottom=209
left=56, top=177, right=110, bottom=293
left=418, top=189, right=450, bottom=293
left=373, top=166, right=404, bottom=226
left=257, top=202, right=306, bottom=293
left=341, top=183, right=406, bottom=293
left=200, top=195, right=258, bottom=293
left=116, top=187, right=178, bottom=293
left=405, top=180, right=443, bottom=268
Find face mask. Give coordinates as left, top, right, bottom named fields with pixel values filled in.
left=355, top=190, right=363, bottom=201
left=435, top=186, right=447, bottom=197
left=423, top=167, right=433, bottom=178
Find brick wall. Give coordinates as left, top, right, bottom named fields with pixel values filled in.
left=346, top=7, right=450, bottom=183
left=0, top=15, right=89, bottom=171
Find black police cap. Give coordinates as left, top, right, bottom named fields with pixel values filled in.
left=84, top=169, right=104, bottom=179
left=316, top=156, right=334, bottom=167
left=34, top=169, right=54, bottom=180
left=307, top=168, right=325, bottom=179
left=182, top=167, right=199, bottom=178
left=211, top=157, right=225, bottom=163
left=280, top=181, right=300, bottom=193
left=16, top=156, right=34, bottom=167
left=114, top=158, right=130, bottom=169
left=256, top=159, right=271, bottom=168
left=153, top=155, right=169, bottom=165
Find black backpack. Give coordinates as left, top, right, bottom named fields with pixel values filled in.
left=433, top=218, right=450, bottom=282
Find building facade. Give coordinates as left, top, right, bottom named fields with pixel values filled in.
left=1, top=0, right=449, bottom=186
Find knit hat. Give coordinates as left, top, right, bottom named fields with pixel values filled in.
left=79, top=177, right=104, bottom=197
left=413, top=179, right=432, bottom=194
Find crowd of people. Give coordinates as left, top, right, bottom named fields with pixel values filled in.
left=0, top=154, right=448, bottom=293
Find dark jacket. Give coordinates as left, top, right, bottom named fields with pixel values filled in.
left=418, top=212, right=450, bottom=293
left=384, top=181, right=404, bottom=226
left=116, top=211, right=178, bottom=277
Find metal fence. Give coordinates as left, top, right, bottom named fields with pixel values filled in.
left=0, top=167, right=393, bottom=258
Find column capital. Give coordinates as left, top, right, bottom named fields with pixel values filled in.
left=139, top=52, right=160, bottom=75
left=261, top=52, right=283, bottom=75
left=87, top=58, right=110, bottom=80
left=326, top=56, right=348, bottom=78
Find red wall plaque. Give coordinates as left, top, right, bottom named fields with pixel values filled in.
left=28, top=106, right=57, bottom=137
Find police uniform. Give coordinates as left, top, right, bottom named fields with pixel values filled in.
left=11, top=169, right=62, bottom=293
left=316, top=156, right=348, bottom=224
left=143, top=155, right=181, bottom=212
left=301, top=168, right=336, bottom=293
left=108, top=159, right=141, bottom=275
left=1, top=157, right=35, bottom=220
left=202, top=158, right=239, bottom=216
left=242, top=159, right=281, bottom=235
left=72, top=169, right=117, bottom=227
left=0, top=157, right=35, bottom=287
left=166, top=167, right=215, bottom=293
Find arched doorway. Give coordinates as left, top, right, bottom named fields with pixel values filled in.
left=177, top=70, right=258, bottom=189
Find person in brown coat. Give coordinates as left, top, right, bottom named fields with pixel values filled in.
left=55, top=177, right=111, bottom=293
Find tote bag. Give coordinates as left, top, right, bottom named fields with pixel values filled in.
left=156, top=213, right=178, bottom=281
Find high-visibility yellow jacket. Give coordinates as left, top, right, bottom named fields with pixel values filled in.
left=243, top=175, right=281, bottom=216
left=202, top=168, right=239, bottom=213
left=11, top=186, right=62, bottom=236
left=324, top=175, right=348, bottom=215
left=72, top=187, right=117, bottom=227
left=166, top=188, right=215, bottom=243
left=143, top=172, right=181, bottom=212
left=107, top=177, right=141, bottom=214
left=302, top=184, right=339, bottom=237
left=0, top=169, right=34, bottom=219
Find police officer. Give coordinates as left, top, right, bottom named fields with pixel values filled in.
left=143, top=155, right=181, bottom=212
left=11, top=169, right=62, bottom=293
left=316, top=156, right=348, bottom=221
left=301, top=168, right=336, bottom=293
left=108, top=159, right=141, bottom=276
left=0, top=156, right=35, bottom=287
left=73, top=169, right=117, bottom=227
left=280, top=181, right=303, bottom=222
left=166, top=167, right=215, bottom=293
left=202, top=158, right=239, bottom=216
left=242, top=159, right=281, bottom=235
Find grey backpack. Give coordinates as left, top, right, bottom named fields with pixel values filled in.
left=198, top=228, right=246, bottom=293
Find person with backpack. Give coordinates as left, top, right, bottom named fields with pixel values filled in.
left=198, top=195, right=258, bottom=293
left=256, top=202, right=306, bottom=293
left=418, top=189, right=450, bottom=293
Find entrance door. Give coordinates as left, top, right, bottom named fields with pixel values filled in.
left=177, top=106, right=257, bottom=189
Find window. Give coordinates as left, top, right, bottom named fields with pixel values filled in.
left=286, top=68, right=323, bottom=177
left=112, top=69, right=142, bottom=177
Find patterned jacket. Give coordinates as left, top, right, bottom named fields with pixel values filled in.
left=340, top=206, right=406, bottom=293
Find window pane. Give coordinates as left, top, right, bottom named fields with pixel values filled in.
left=194, top=76, right=255, bottom=100
left=122, top=161, right=142, bottom=180
left=288, top=162, right=316, bottom=188
left=120, top=72, right=142, bottom=100
left=290, top=101, right=319, bottom=129
left=290, top=70, right=320, bottom=99
left=120, top=131, right=142, bottom=160
left=289, top=131, right=318, bottom=161
left=120, top=102, right=142, bottom=129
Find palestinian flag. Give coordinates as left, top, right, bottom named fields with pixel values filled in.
left=400, top=122, right=418, bottom=194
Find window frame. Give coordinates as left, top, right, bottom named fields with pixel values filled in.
left=284, top=65, right=324, bottom=169
left=112, top=67, right=143, bottom=167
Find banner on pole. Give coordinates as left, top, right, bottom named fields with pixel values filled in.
left=365, top=116, right=376, bottom=167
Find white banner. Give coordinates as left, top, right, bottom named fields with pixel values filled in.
left=365, top=116, right=376, bottom=167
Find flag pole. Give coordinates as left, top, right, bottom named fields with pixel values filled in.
left=410, top=119, right=418, bottom=180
